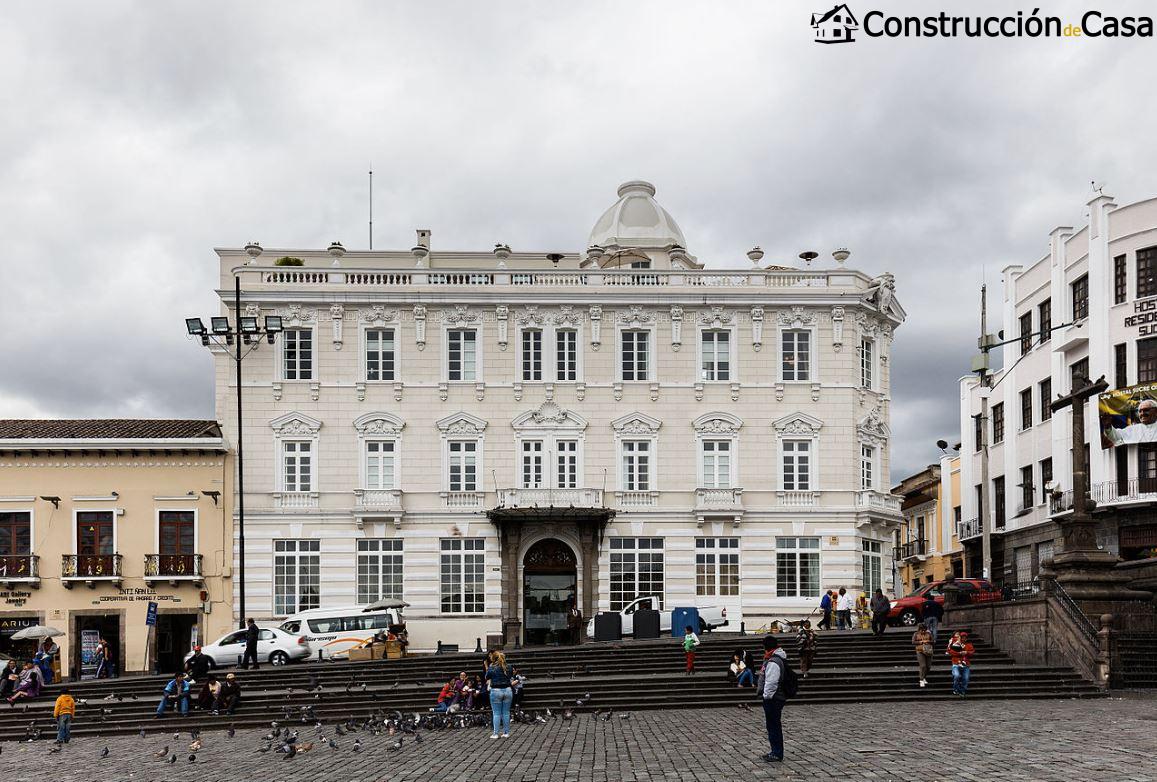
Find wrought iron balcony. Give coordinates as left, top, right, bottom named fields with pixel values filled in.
left=1094, top=478, right=1157, bottom=507
left=0, top=555, right=39, bottom=582
left=144, top=554, right=204, bottom=581
left=898, top=539, right=928, bottom=560
left=958, top=517, right=982, bottom=540
left=62, top=554, right=123, bottom=582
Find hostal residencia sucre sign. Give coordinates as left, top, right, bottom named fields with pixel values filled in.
left=1125, top=299, right=1157, bottom=336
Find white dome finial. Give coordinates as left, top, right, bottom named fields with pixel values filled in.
left=588, top=180, right=686, bottom=251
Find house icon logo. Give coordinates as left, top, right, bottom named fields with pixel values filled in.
left=811, top=4, right=858, bottom=43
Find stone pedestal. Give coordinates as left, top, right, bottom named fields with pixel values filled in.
left=1050, top=518, right=1152, bottom=603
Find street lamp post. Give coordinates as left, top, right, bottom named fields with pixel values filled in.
left=185, top=262, right=281, bottom=630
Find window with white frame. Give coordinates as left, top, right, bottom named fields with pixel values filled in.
left=356, top=539, right=403, bottom=604
left=621, top=440, right=651, bottom=491
left=282, top=328, right=313, bottom=380
left=447, top=441, right=478, bottom=492
left=609, top=537, right=664, bottom=611
left=440, top=538, right=485, bottom=613
left=365, top=440, right=395, bottom=490
left=782, top=330, right=811, bottom=381
left=860, top=338, right=874, bottom=388
left=621, top=330, right=649, bottom=381
left=862, top=539, right=883, bottom=595
left=521, top=329, right=543, bottom=381
left=365, top=328, right=395, bottom=381
left=776, top=536, right=820, bottom=597
left=556, top=440, right=578, bottom=489
left=521, top=440, right=544, bottom=489
left=700, top=330, right=731, bottom=381
left=282, top=441, right=313, bottom=492
left=701, top=440, right=732, bottom=488
left=447, top=329, right=477, bottom=381
left=696, top=537, right=739, bottom=596
left=782, top=440, right=811, bottom=491
left=274, top=539, right=320, bottom=615
left=860, top=444, right=875, bottom=490
left=556, top=329, right=578, bottom=381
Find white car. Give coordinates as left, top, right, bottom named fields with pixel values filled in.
left=587, top=596, right=728, bottom=638
left=184, top=626, right=311, bottom=668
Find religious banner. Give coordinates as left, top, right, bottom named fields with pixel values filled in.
left=1099, top=382, right=1157, bottom=447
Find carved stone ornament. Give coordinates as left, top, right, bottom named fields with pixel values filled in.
left=777, top=306, right=816, bottom=329
left=863, top=272, right=897, bottom=316
left=496, top=305, right=510, bottom=350
left=617, top=305, right=654, bottom=328
left=523, top=538, right=577, bottom=572
left=360, top=305, right=398, bottom=325
left=244, top=303, right=262, bottom=320
left=590, top=305, right=602, bottom=350
left=441, top=305, right=479, bottom=326
left=279, top=304, right=316, bottom=327
left=270, top=411, right=322, bottom=436
left=516, top=306, right=546, bottom=326
left=831, top=306, right=845, bottom=352
left=330, top=304, right=345, bottom=350
left=436, top=412, right=488, bottom=437
left=858, top=404, right=890, bottom=445
left=670, top=306, right=684, bottom=351
left=772, top=412, right=823, bottom=437
left=413, top=305, right=427, bottom=351
left=553, top=305, right=582, bottom=327
left=530, top=400, right=570, bottom=424
left=698, top=305, right=734, bottom=329
left=693, top=413, right=743, bottom=435
left=612, top=412, right=662, bottom=436
left=354, top=412, right=405, bottom=437
left=751, top=306, right=765, bottom=352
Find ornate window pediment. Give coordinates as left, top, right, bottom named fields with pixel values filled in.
left=698, top=306, right=735, bottom=328
left=693, top=412, right=743, bottom=435
left=857, top=406, right=890, bottom=444
left=611, top=412, right=662, bottom=436
left=270, top=411, right=322, bottom=436
left=436, top=412, right=488, bottom=437
left=439, top=305, right=479, bottom=326
left=353, top=412, right=405, bottom=437
left=278, top=304, right=316, bottom=327
left=777, top=306, right=817, bottom=329
left=511, top=401, right=588, bottom=431
left=360, top=305, right=398, bottom=325
left=617, top=305, right=655, bottom=328
left=552, top=305, right=583, bottom=327
left=516, top=306, right=546, bottom=327
left=772, top=412, right=823, bottom=437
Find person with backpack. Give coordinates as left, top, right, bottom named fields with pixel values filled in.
left=756, top=635, right=797, bottom=763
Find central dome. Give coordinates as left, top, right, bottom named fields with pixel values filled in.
left=587, top=180, right=687, bottom=250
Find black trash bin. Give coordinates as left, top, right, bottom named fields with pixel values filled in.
left=633, top=608, right=661, bottom=640
left=593, top=612, right=623, bottom=642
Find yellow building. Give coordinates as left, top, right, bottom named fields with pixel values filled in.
left=0, top=420, right=234, bottom=679
left=891, top=455, right=963, bottom=595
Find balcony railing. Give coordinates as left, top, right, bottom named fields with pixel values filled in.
left=1049, top=490, right=1074, bottom=515
left=694, top=487, right=744, bottom=513
left=442, top=491, right=485, bottom=509
left=898, top=539, right=928, bottom=560
left=855, top=490, right=903, bottom=514
left=1095, top=478, right=1157, bottom=506
left=0, top=555, right=39, bottom=581
left=274, top=491, right=320, bottom=509
left=498, top=488, right=604, bottom=509
left=62, top=554, right=123, bottom=580
left=614, top=490, right=659, bottom=508
left=777, top=490, right=817, bottom=507
left=958, top=517, right=982, bottom=540
left=354, top=488, right=404, bottom=510
left=144, top=554, right=203, bottom=579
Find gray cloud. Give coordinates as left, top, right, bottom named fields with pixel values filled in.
left=2, top=0, right=1155, bottom=482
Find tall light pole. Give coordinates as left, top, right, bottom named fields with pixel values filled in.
left=186, top=253, right=281, bottom=629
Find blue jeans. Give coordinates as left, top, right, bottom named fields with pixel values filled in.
left=925, top=616, right=939, bottom=645
left=56, top=714, right=71, bottom=743
left=762, top=698, right=785, bottom=758
left=490, top=687, right=512, bottom=734
left=433, top=701, right=449, bottom=713
left=156, top=694, right=189, bottom=716
left=952, top=664, right=971, bottom=694
left=737, top=669, right=754, bottom=687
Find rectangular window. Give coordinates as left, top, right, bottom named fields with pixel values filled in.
left=447, top=441, right=478, bottom=492
left=356, top=539, right=402, bottom=604
left=860, top=444, right=875, bottom=490
left=1071, top=274, right=1088, bottom=320
left=782, top=330, right=811, bottom=381
left=283, top=328, right=313, bottom=380
left=862, top=539, right=883, bottom=595
left=273, top=539, right=320, bottom=615
left=1117, top=447, right=1129, bottom=497
left=365, top=328, right=395, bottom=381
left=283, top=441, right=312, bottom=492
left=701, top=440, right=732, bottom=488
left=556, top=329, right=578, bottom=381
left=521, top=440, right=544, bottom=489
left=993, top=476, right=1006, bottom=528
left=621, top=441, right=651, bottom=491
left=695, top=537, right=739, bottom=597
left=1020, top=388, right=1033, bottom=431
left=1040, top=458, right=1053, bottom=504
left=76, top=511, right=114, bottom=555
left=1038, top=299, right=1051, bottom=344
left=365, top=440, right=395, bottom=490
left=521, top=329, right=543, bottom=381
left=1115, top=343, right=1128, bottom=389
left=776, top=537, right=820, bottom=598
left=991, top=403, right=1004, bottom=444
left=1071, top=357, right=1089, bottom=391
left=974, top=414, right=983, bottom=452
left=1141, top=445, right=1157, bottom=493
left=447, top=329, right=477, bottom=381
left=1040, top=378, right=1053, bottom=422
left=1139, top=338, right=1157, bottom=384
left=556, top=440, right=578, bottom=489
left=1139, top=247, right=1157, bottom=299
left=158, top=510, right=195, bottom=555
left=700, top=331, right=731, bottom=381
left=621, top=331, right=649, bottom=381
left=782, top=440, right=811, bottom=491
left=609, top=537, right=664, bottom=611
left=1019, top=312, right=1033, bottom=355
left=1115, top=254, right=1128, bottom=304
left=1020, top=465, right=1034, bottom=511
left=860, top=339, right=874, bottom=388
left=439, top=538, right=485, bottom=613
left=0, top=511, right=31, bottom=556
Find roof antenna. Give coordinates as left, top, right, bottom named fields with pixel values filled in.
left=368, top=167, right=374, bottom=250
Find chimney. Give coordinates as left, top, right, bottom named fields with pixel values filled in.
left=416, top=229, right=431, bottom=249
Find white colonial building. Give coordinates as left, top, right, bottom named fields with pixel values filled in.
left=959, top=190, right=1157, bottom=585
left=212, top=181, right=905, bottom=650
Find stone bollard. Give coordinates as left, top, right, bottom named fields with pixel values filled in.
left=474, top=637, right=483, bottom=654
left=740, top=621, right=746, bottom=636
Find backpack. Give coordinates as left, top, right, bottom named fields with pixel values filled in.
left=766, top=655, right=800, bottom=700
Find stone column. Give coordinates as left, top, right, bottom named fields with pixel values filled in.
left=500, top=522, right=522, bottom=646
left=580, top=524, right=597, bottom=642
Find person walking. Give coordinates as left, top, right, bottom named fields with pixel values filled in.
left=912, top=622, right=934, bottom=688
left=757, top=635, right=790, bottom=763
left=796, top=621, right=817, bottom=678
left=53, top=687, right=75, bottom=744
left=818, top=590, right=833, bottom=630
left=870, top=589, right=891, bottom=636
left=922, top=593, right=944, bottom=645
left=154, top=672, right=191, bottom=718
left=682, top=625, right=701, bottom=675
left=947, top=631, right=975, bottom=696
left=94, top=637, right=114, bottom=678
left=836, top=588, right=852, bottom=630
left=485, top=650, right=514, bottom=739
left=241, top=618, right=260, bottom=670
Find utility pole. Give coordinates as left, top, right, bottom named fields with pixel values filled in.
left=977, top=284, right=993, bottom=580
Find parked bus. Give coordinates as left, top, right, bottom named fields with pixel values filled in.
left=278, top=604, right=404, bottom=659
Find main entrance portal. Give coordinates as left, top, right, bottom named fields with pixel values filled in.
left=522, top=539, right=577, bottom=645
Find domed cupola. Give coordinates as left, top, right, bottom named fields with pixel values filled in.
left=587, top=181, right=688, bottom=252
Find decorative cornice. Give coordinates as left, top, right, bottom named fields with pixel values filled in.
left=777, top=306, right=816, bottom=328
left=278, top=304, right=316, bottom=327
left=359, top=305, right=398, bottom=325
left=692, top=412, right=743, bottom=435
left=617, top=305, right=655, bottom=327
left=515, top=306, right=546, bottom=327
left=611, top=412, right=662, bottom=436
left=440, top=305, right=479, bottom=326
left=511, top=401, right=589, bottom=431
left=772, top=412, right=823, bottom=436
left=435, top=412, right=488, bottom=437
left=552, top=305, right=582, bottom=327
left=353, top=412, right=406, bottom=437
left=698, top=306, right=734, bottom=328
left=269, top=411, right=323, bottom=436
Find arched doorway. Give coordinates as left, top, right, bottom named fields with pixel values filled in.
left=523, top=539, right=577, bottom=645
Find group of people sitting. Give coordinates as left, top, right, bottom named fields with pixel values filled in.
left=1, top=639, right=60, bottom=705
left=433, top=654, right=526, bottom=714
left=154, top=645, right=242, bottom=718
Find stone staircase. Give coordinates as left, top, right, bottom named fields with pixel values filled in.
left=3, top=628, right=1103, bottom=738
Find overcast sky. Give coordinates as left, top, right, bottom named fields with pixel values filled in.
left=2, top=0, right=1155, bottom=480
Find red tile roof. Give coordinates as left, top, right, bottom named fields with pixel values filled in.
left=0, top=420, right=222, bottom=440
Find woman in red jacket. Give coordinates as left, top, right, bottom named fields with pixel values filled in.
left=946, top=631, right=975, bottom=696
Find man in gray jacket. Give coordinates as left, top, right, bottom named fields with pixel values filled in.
left=757, top=635, right=788, bottom=762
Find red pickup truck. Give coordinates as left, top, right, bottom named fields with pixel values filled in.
left=887, top=578, right=1001, bottom=626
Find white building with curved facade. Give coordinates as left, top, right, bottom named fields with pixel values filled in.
left=212, top=181, right=905, bottom=649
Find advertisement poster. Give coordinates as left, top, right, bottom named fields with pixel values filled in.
left=1099, top=382, right=1157, bottom=447
left=79, top=629, right=101, bottom=680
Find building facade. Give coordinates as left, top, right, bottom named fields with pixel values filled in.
left=959, top=191, right=1157, bottom=587
left=212, top=181, right=906, bottom=650
left=892, top=456, right=963, bottom=595
left=0, top=420, right=234, bottom=678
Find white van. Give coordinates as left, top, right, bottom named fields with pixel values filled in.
left=279, top=605, right=404, bottom=660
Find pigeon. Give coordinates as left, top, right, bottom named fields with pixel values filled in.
left=138, top=729, right=146, bottom=739
left=168, top=754, right=177, bottom=764
left=257, top=744, right=272, bottom=754
left=353, top=739, right=364, bottom=753
left=414, top=733, right=423, bottom=744
left=283, top=744, right=297, bottom=760
left=101, top=747, right=109, bottom=758
left=619, top=712, right=632, bottom=720
left=602, top=709, right=614, bottom=722
left=227, top=725, right=236, bottom=739
left=188, top=754, right=197, bottom=763
left=153, top=745, right=170, bottom=758
left=48, top=745, right=62, bottom=755
left=387, top=738, right=402, bottom=752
